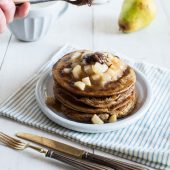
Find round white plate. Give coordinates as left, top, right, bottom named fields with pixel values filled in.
left=35, top=69, right=152, bottom=133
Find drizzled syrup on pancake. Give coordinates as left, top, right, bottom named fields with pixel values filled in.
left=46, top=96, right=61, bottom=112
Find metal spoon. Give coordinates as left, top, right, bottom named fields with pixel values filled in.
left=14, top=0, right=93, bottom=6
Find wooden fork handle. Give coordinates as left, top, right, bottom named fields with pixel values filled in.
left=46, top=150, right=107, bottom=170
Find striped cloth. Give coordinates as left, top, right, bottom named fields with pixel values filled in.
left=0, top=45, right=169, bottom=170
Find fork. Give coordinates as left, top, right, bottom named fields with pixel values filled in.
left=13, top=0, right=93, bottom=6
left=0, top=132, right=108, bottom=170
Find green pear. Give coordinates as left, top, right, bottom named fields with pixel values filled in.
left=119, top=0, right=157, bottom=33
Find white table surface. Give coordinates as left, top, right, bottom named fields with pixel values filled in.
left=0, top=0, right=170, bottom=169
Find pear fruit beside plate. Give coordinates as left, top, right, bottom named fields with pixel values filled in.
left=119, top=0, right=157, bottom=33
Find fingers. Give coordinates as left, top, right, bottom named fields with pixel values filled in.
left=0, top=0, right=30, bottom=33
left=15, top=2, right=30, bottom=18
left=0, top=0, right=15, bottom=23
left=0, top=9, right=6, bottom=33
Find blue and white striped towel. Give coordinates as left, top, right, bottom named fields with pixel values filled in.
left=0, top=45, right=169, bottom=170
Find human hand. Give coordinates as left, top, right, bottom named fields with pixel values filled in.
left=0, top=0, right=30, bottom=33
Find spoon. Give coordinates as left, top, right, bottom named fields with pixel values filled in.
left=14, top=0, right=93, bottom=6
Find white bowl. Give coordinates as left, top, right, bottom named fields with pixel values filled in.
left=8, top=2, right=68, bottom=42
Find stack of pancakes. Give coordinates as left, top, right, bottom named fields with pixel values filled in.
left=52, top=50, right=137, bottom=123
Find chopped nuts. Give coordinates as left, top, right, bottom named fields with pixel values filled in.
left=82, top=77, right=91, bottom=86
left=91, top=114, right=104, bottom=124
left=74, top=81, right=86, bottom=91
left=72, top=65, right=82, bottom=79
left=108, top=115, right=117, bottom=123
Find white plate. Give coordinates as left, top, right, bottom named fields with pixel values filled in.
left=35, top=69, right=152, bottom=133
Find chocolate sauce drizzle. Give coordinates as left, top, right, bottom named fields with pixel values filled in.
left=83, top=52, right=106, bottom=64
left=66, top=0, right=93, bottom=6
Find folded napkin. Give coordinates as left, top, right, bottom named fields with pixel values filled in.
left=0, top=45, right=169, bottom=170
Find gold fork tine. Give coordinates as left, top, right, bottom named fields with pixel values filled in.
left=0, top=132, right=23, bottom=145
left=0, top=133, right=20, bottom=145
left=0, top=132, right=26, bottom=150
left=0, top=132, right=46, bottom=152
left=0, top=138, right=19, bottom=149
left=0, top=136, right=23, bottom=150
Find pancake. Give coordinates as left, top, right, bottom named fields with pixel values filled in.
left=54, top=84, right=136, bottom=114
left=60, top=92, right=137, bottom=123
left=51, top=50, right=137, bottom=124
left=61, top=105, right=109, bottom=122
left=52, top=51, right=136, bottom=97
left=110, top=91, right=137, bottom=117
left=79, top=86, right=135, bottom=108
left=54, top=83, right=135, bottom=108
left=109, top=90, right=136, bottom=112
left=45, top=96, right=110, bottom=122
